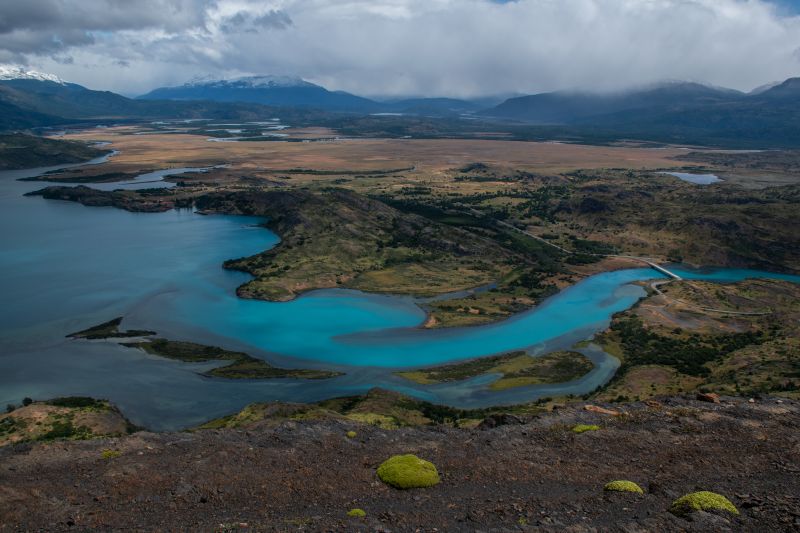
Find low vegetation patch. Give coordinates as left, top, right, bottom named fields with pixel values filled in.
left=572, top=424, right=600, bottom=434
left=0, top=398, right=133, bottom=447
left=670, top=491, right=739, bottom=517
left=376, top=454, right=441, bottom=489
left=199, top=388, right=549, bottom=430
left=607, top=315, right=768, bottom=377
left=346, top=508, right=366, bottom=518
left=604, top=480, right=644, bottom=494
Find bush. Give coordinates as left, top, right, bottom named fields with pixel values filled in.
left=670, top=491, right=739, bottom=517
left=101, top=449, right=122, bottom=459
left=346, top=430, right=357, bottom=439
left=346, top=508, right=366, bottom=518
left=47, top=397, right=106, bottom=409
left=40, top=420, right=77, bottom=440
left=604, top=480, right=644, bottom=494
left=572, top=424, right=600, bottom=434
left=376, top=454, right=440, bottom=489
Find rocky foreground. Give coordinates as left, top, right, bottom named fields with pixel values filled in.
left=1, top=395, right=799, bottom=532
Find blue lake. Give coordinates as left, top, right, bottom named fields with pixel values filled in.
left=1, top=157, right=798, bottom=430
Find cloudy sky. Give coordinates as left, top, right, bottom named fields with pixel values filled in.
left=1, top=0, right=800, bottom=97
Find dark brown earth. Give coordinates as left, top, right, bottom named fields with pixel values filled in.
left=1, top=395, right=798, bottom=532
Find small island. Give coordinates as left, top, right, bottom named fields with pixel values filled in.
left=68, top=318, right=342, bottom=380
left=396, top=350, right=594, bottom=391
left=121, top=338, right=342, bottom=380
left=67, top=316, right=156, bottom=339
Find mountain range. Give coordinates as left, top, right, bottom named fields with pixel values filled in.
left=1, top=66, right=800, bottom=147
left=139, top=75, right=486, bottom=115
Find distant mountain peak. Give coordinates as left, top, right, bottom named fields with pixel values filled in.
left=756, top=76, right=800, bottom=98
left=749, top=81, right=781, bottom=95
left=0, top=65, right=66, bottom=84
left=183, top=74, right=315, bottom=89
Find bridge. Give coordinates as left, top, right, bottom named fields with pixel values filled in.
left=643, top=261, right=682, bottom=280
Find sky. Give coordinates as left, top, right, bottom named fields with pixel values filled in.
left=1, top=0, right=800, bottom=98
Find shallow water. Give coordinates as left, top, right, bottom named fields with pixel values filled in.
left=1, top=159, right=798, bottom=430
left=663, top=171, right=722, bottom=185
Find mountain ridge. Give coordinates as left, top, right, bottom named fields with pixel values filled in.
left=138, top=75, right=378, bottom=112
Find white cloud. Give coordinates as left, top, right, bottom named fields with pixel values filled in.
left=6, top=0, right=800, bottom=97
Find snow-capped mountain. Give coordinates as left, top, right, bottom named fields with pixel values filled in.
left=185, top=74, right=315, bottom=89
left=0, top=65, right=65, bottom=84
left=139, top=74, right=379, bottom=112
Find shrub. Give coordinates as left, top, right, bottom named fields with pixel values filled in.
left=670, top=491, right=739, bottom=517
left=604, top=480, right=644, bottom=494
left=376, top=454, right=440, bottom=489
left=47, top=397, right=106, bottom=409
left=346, top=508, right=366, bottom=518
left=40, top=420, right=76, bottom=440
left=346, top=430, right=357, bottom=439
left=572, top=424, right=600, bottom=434
left=101, top=449, right=122, bottom=459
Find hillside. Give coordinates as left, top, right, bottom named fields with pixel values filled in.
left=0, top=73, right=327, bottom=131
left=0, top=394, right=797, bottom=531
left=483, top=82, right=742, bottom=124
left=483, top=79, right=800, bottom=147
left=0, top=133, right=108, bottom=170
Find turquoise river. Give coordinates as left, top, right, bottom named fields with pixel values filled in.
left=1, top=155, right=798, bottom=429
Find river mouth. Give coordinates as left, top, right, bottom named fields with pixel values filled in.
left=2, top=158, right=799, bottom=430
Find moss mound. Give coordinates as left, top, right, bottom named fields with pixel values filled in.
left=604, top=480, right=644, bottom=494
left=670, top=491, right=739, bottom=517
left=376, top=454, right=440, bottom=489
left=346, top=430, right=357, bottom=439
left=347, top=508, right=366, bottom=518
left=572, top=424, right=600, bottom=434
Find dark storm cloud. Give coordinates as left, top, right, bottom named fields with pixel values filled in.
left=220, top=9, right=293, bottom=33
left=0, top=0, right=211, bottom=54
left=4, top=0, right=800, bottom=97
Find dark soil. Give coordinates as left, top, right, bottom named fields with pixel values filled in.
left=1, top=395, right=798, bottom=532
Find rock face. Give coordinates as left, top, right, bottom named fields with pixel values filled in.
left=0, top=395, right=798, bottom=531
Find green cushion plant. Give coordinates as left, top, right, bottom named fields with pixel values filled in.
left=604, top=480, right=644, bottom=494
left=670, top=491, right=739, bottom=517
left=572, top=424, right=600, bottom=433
left=347, top=508, right=366, bottom=518
left=376, top=454, right=440, bottom=489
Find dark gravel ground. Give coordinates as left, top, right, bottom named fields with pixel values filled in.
left=1, top=395, right=799, bottom=532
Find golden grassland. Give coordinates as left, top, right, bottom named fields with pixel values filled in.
left=60, top=127, right=693, bottom=181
